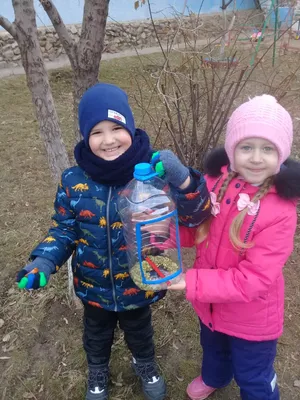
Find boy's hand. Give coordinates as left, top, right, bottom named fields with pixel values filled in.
left=16, top=257, right=56, bottom=290
left=151, top=150, right=190, bottom=189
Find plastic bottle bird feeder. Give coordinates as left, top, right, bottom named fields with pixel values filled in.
left=118, top=163, right=183, bottom=291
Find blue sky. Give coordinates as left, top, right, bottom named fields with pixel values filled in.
left=0, top=1, right=256, bottom=28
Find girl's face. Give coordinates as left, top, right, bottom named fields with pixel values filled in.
left=89, top=120, right=132, bottom=161
left=234, top=138, right=279, bottom=184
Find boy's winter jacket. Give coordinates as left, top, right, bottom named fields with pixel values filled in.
left=31, top=166, right=211, bottom=311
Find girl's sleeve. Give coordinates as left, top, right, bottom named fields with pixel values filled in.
left=186, top=207, right=297, bottom=304
left=30, top=170, right=77, bottom=270
left=171, top=168, right=212, bottom=227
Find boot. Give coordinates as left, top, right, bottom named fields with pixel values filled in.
left=132, top=357, right=166, bottom=400
left=186, top=376, right=216, bottom=400
left=86, top=364, right=109, bottom=400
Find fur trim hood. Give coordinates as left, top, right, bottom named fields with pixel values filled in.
left=204, top=147, right=300, bottom=200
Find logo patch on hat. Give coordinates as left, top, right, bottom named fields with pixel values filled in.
left=108, top=109, right=126, bottom=124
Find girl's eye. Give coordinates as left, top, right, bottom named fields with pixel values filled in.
left=263, top=146, right=274, bottom=152
left=241, top=146, right=251, bottom=151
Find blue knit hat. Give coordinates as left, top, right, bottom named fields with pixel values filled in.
left=78, top=83, right=136, bottom=145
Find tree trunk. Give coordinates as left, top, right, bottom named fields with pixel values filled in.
left=72, top=68, right=102, bottom=142
left=40, top=0, right=109, bottom=143
left=71, top=0, right=109, bottom=142
left=220, top=0, right=235, bottom=57
left=10, top=0, right=70, bottom=181
left=254, top=0, right=262, bottom=9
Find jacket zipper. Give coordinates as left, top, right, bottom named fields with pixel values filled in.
left=106, top=187, right=117, bottom=311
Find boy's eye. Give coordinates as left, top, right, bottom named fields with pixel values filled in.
left=91, top=131, right=102, bottom=135
left=113, top=126, right=122, bottom=131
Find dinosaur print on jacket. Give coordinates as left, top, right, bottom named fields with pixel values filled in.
left=30, top=165, right=211, bottom=311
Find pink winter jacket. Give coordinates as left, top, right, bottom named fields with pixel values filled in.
left=181, top=151, right=299, bottom=342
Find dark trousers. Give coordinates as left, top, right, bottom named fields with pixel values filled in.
left=200, top=322, right=279, bottom=400
left=83, top=304, right=155, bottom=366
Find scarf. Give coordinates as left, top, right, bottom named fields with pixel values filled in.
left=74, top=128, right=152, bottom=186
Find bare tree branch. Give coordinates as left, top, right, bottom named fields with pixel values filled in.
left=0, top=15, right=17, bottom=38
left=221, top=0, right=234, bottom=10
left=38, top=0, right=75, bottom=62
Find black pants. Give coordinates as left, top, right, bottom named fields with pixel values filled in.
left=83, top=303, right=155, bottom=366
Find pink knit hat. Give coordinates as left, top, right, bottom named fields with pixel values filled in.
left=225, top=95, right=293, bottom=173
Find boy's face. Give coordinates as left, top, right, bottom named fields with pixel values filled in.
left=89, top=120, right=132, bottom=161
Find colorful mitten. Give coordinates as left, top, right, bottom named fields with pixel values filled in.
left=16, top=257, right=56, bottom=290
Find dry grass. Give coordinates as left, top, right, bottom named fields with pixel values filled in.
left=0, top=50, right=300, bottom=399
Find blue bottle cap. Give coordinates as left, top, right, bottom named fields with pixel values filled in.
left=134, top=163, right=158, bottom=181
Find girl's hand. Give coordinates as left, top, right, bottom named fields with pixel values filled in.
left=167, top=273, right=186, bottom=290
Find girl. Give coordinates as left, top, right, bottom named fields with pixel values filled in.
left=167, top=95, right=300, bottom=400
left=16, top=83, right=211, bottom=400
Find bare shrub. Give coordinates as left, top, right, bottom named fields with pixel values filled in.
left=133, top=3, right=300, bottom=170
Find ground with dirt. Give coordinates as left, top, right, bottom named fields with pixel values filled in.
left=1, top=49, right=300, bottom=400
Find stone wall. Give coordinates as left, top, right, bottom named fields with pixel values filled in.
left=0, top=9, right=263, bottom=68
